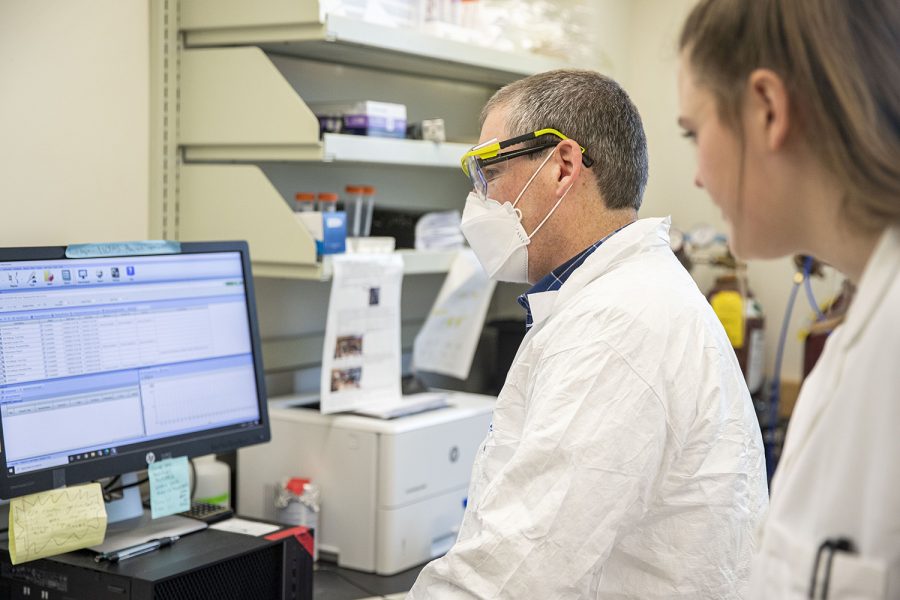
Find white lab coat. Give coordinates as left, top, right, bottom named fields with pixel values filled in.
left=408, top=217, right=768, bottom=599
left=749, top=226, right=900, bottom=599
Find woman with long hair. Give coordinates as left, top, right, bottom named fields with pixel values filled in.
left=677, top=0, right=899, bottom=597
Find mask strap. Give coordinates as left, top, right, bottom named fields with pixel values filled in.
left=512, top=149, right=556, bottom=210
left=527, top=183, right=574, bottom=239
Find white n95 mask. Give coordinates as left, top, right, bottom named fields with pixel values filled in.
left=460, top=192, right=531, bottom=282
left=460, top=150, right=573, bottom=283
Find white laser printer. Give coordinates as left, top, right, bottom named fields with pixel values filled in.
left=237, top=392, right=493, bottom=575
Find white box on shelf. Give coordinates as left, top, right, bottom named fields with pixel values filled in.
left=310, top=100, right=408, bottom=139
left=346, top=236, right=396, bottom=254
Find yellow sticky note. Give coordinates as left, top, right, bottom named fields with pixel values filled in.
left=9, top=483, right=107, bottom=565
left=711, top=290, right=745, bottom=349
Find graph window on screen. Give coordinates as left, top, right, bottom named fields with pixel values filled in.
left=0, top=252, right=262, bottom=476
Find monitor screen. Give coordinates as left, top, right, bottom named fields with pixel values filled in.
left=0, top=242, right=269, bottom=499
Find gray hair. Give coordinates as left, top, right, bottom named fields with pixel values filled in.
left=482, top=69, right=649, bottom=211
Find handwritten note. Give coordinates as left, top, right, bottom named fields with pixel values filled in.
left=9, top=483, right=107, bottom=565
left=414, top=249, right=496, bottom=379
left=149, top=456, right=191, bottom=518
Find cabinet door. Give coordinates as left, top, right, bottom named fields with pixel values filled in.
left=0, top=1, right=150, bottom=246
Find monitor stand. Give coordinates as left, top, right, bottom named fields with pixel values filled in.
left=92, top=471, right=207, bottom=554
left=105, top=471, right=144, bottom=524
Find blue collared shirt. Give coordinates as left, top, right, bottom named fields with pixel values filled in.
left=518, top=225, right=630, bottom=329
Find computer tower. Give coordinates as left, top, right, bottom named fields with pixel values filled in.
left=0, top=526, right=313, bottom=600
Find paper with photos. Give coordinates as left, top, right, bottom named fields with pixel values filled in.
left=321, top=254, right=404, bottom=414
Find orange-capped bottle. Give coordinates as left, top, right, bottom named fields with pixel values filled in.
left=317, top=192, right=339, bottom=213
left=361, top=186, right=377, bottom=237
left=345, top=185, right=365, bottom=237
left=294, top=192, right=316, bottom=212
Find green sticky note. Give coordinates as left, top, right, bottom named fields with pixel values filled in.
left=148, top=457, right=191, bottom=519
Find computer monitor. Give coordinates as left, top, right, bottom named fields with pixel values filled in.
left=0, top=241, right=270, bottom=501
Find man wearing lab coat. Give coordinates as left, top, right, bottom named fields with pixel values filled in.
left=408, top=70, right=768, bottom=598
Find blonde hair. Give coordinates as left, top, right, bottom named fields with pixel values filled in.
left=680, top=0, right=900, bottom=231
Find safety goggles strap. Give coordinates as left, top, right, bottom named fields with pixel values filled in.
left=460, top=128, right=595, bottom=175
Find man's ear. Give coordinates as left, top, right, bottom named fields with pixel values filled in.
left=746, top=68, right=791, bottom=151
left=553, top=139, right=583, bottom=196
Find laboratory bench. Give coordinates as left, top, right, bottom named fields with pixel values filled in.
left=0, top=525, right=425, bottom=600
left=314, top=562, right=424, bottom=599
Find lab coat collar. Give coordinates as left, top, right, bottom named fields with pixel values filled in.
left=836, top=226, right=900, bottom=350
left=525, top=217, right=671, bottom=334
left=524, top=289, right=560, bottom=328
left=557, top=217, right=671, bottom=307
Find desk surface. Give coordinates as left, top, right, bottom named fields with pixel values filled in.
left=1, top=526, right=427, bottom=599
left=315, top=562, right=424, bottom=599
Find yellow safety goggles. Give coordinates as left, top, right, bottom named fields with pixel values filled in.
left=460, top=128, right=594, bottom=200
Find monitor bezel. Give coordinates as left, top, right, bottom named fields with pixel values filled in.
left=0, top=240, right=271, bottom=499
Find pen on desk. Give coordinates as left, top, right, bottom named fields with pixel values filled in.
left=94, top=535, right=180, bottom=563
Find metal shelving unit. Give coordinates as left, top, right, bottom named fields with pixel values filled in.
left=180, top=1, right=569, bottom=86
left=176, top=0, right=570, bottom=279
left=179, top=48, right=470, bottom=164
left=180, top=164, right=459, bottom=280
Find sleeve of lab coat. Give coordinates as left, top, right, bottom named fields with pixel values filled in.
left=407, top=339, right=669, bottom=599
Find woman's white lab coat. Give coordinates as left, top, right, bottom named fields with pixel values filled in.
left=408, top=218, right=768, bottom=599
left=750, top=227, right=900, bottom=599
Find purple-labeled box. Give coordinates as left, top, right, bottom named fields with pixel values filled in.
left=312, top=101, right=407, bottom=139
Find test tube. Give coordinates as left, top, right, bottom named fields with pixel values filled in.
left=361, top=186, right=376, bottom=237
left=317, top=192, right=339, bottom=213
left=294, top=192, right=316, bottom=212
left=344, top=185, right=364, bottom=237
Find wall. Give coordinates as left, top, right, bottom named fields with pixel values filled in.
left=621, top=0, right=844, bottom=384
left=586, top=0, right=634, bottom=82
left=0, top=1, right=150, bottom=246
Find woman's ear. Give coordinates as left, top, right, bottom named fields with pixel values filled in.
left=553, top=139, right=583, bottom=196
left=747, top=68, right=791, bottom=151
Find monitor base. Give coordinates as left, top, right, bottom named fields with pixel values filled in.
left=89, top=509, right=206, bottom=554
left=105, top=472, right=143, bottom=525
